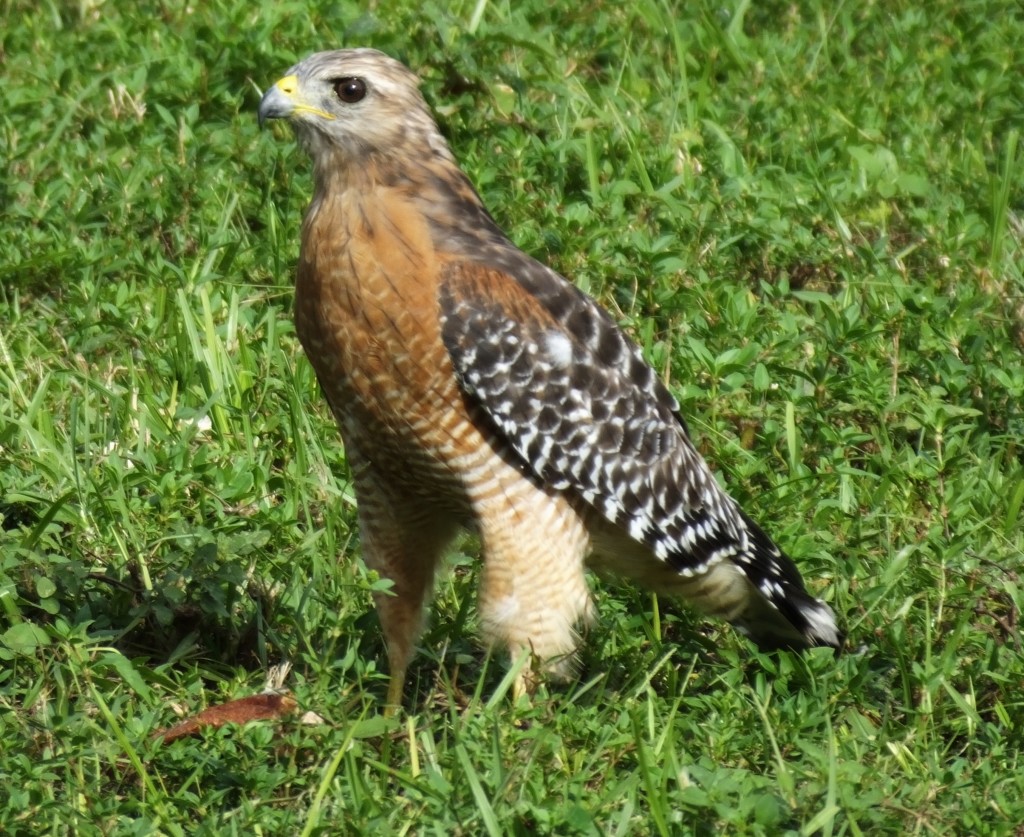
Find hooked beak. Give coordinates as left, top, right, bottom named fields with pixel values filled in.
left=258, top=74, right=335, bottom=128
left=258, top=75, right=298, bottom=128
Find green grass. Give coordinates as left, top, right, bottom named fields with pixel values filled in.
left=3, top=0, right=1023, bottom=833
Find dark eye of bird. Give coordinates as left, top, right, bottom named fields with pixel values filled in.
left=334, top=77, right=367, bottom=103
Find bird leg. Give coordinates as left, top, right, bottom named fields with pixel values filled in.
left=349, top=467, right=457, bottom=715
left=471, top=481, right=595, bottom=696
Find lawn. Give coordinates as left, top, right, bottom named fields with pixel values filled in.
left=2, top=0, right=1023, bottom=833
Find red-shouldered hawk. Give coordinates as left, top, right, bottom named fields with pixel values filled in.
left=258, top=48, right=842, bottom=708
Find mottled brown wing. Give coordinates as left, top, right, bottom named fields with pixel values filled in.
left=440, top=257, right=747, bottom=571
left=438, top=255, right=841, bottom=648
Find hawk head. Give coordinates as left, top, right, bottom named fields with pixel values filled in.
left=258, top=48, right=447, bottom=163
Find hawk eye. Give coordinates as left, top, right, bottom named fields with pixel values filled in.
left=333, top=77, right=367, bottom=103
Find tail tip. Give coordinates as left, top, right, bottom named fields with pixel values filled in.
left=737, top=596, right=844, bottom=655
left=802, top=598, right=844, bottom=651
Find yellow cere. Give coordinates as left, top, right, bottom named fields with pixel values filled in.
left=276, top=74, right=335, bottom=121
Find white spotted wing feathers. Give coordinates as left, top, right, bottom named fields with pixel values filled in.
left=439, top=256, right=841, bottom=651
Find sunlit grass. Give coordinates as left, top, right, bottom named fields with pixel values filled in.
left=2, top=0, right=1022, bottom=833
